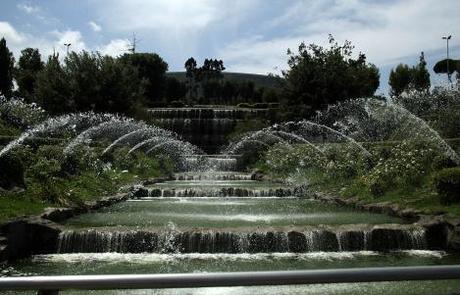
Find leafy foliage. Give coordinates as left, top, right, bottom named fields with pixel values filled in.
left=35, top=52, right=146, bottom=115
left=119, top=53, right=168, bottom=105
left=434, top=167, right=460, bottom=204
left=15, top=48, right=44, bottom=101
left=283, top=35, right=380, bottom=117
left=389, top=52, right=430, bottom=96
left=0, top=38, right=15, bottom=98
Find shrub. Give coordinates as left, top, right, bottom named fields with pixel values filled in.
left=434, top=167, right=460, bottom=204
left=0, top=153, right=25, bottom=189
left=363, top=140, right=444, bottom=195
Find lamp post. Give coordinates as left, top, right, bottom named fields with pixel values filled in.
left=442, top=35, right=452, bottom=84
left=64, top=43, right=71, bottom=55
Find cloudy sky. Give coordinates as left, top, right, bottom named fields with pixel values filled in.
left=1, top=0, right=459, bottom=94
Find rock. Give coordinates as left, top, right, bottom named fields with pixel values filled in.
left=0, top=217, right=62, bottom=261
left=399, top=208, right=422, bottom=220
left=338, top=231, right=365, bottom=251
left=423, top=221, right=452, bottom=250
left=133, top=187, right=149, bottom=199
left=142, top=176, right=173, bottom=185
left=314, top=230, right=339, bottom=252
left=448, top=227, right=460, bottom=251
left=287, top=231, right=307, bottom=252
left=250, top=169, right=264, bottom=181
left=41, top=207, right=76, bottom=222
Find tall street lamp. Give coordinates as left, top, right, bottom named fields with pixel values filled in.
left=64, top=43, right=71, bottom=55
left=442, top=35, right=452, bottom=84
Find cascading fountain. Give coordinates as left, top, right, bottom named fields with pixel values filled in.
left=3, top=94, right=460, bottom=295
left=147, top=106, right=270, bottom=153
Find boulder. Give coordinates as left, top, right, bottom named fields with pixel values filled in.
left=287, top=231, right=307, bottom=252
left=41, top=207, right=77, bottom=222
left=0, top=217, right=62, bottom=261
left=133, top=187, right=149, bottom=199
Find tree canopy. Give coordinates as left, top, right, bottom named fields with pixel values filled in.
left=282, top=35, right=380, bottom=115
left=389, top=52, right=430, bottom=96
left=35, top=51, right=145, bottom=115
left=119, top=53, right=168, bottom=105
left=0, top=38, right=15, bottom=98
left=15, top=48, right=44, bottom=100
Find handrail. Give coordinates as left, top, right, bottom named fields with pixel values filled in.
left=1, top=266, right=460, bottom=294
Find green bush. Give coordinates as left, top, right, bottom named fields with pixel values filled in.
left=0, top=153, right=25, bottom=189
left=434, top=167, right=460, bottom=204
left=364, top=140, right=444, bottom=195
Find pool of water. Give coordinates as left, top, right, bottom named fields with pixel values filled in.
left=4, top=174, right=458, bottom=295
left=62, top=198, right=406, bottom=229
left=5, top=250, right=460, bottom=295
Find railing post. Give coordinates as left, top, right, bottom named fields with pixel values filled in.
left=37, top=290, right=59, bottom=295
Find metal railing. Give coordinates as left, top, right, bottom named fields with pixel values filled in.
left=1, top=266, right=460, bottom=294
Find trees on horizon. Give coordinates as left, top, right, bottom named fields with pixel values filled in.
left=0, top=35, right=451, bottom=120
left=389, top=52, right=430, bottom=96
left=282, top=35, right=380, bottom=118
left=0, top=38, right=15, bottom=98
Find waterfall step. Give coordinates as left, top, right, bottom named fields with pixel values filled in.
left=173, top=172, right=253, bottom=181
left=57, top=225, right=428, bottom=254
left=145, top=187, right=298, bottom=198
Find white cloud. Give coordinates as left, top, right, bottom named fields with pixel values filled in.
left=96, top=0, right=219, bottom=33
left=51, top=30, right=86, bottom=55
left=17, top=3, right=41, bottom=14
left=0, top=22, right=26, bottom=44
left=219, top=0, right=460, bottom=75
left=88, top=21, right=102, bottom=32
left=98, top=39, right=130, bottom=56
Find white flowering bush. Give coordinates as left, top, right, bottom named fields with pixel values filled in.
left=262, top=142, right=370, bottom=182
left=321, top=144, right=370, bottom=179
left=0, top=96, right=47, bottom=129
left=363, top=140, right=446, bottom=195
left=263, top=143, right=327, bottom=177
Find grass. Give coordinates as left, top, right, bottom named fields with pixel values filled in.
left=310, top=177, right=460, bottom=217
left=0, top=194, right=48, bottom=224
left=0, top=168, right=167, bottom=224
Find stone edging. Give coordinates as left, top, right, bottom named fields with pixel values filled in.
left=310, top=191, right=460, bottom=251
left=0, top=176, right=171, bottom=263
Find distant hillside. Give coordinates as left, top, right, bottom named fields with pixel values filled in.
left=166, top=72, right=283, bottom=89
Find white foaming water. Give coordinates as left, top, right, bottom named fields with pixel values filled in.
left=128, top=196, right=299, bottom=202
left=149, top=212, right=335, bottom=222
left=31, top=250, right=446, bottom=264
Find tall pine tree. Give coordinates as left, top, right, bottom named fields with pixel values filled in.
left=0, top=38, right=15, bottom=98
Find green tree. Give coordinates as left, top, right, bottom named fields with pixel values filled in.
left=35, top=54, right=72, bottom=114
left=434, top=58, right=460, bottom=85
left=185, top=57, right=198, bottom=100
left=411, top=52, right=430, bottom=91
left=389, top=52, right=431, bottom=96
left=15, top=48, right=44, bottom=101
left=389, top=64, right=412, bottom=96
left=0, top=38, right=15, bottom=98
left=65, top=51, right=145, bottom=114
left=283, top=35, right=379, bottom=115
left=119, top=53, right=168, bottom=105
left=36, top=51, right=145, bottom=115
left=165, top=76, right=186, bottom=101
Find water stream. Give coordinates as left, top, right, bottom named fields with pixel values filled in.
left=6, top=166, right=460, bottom=294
